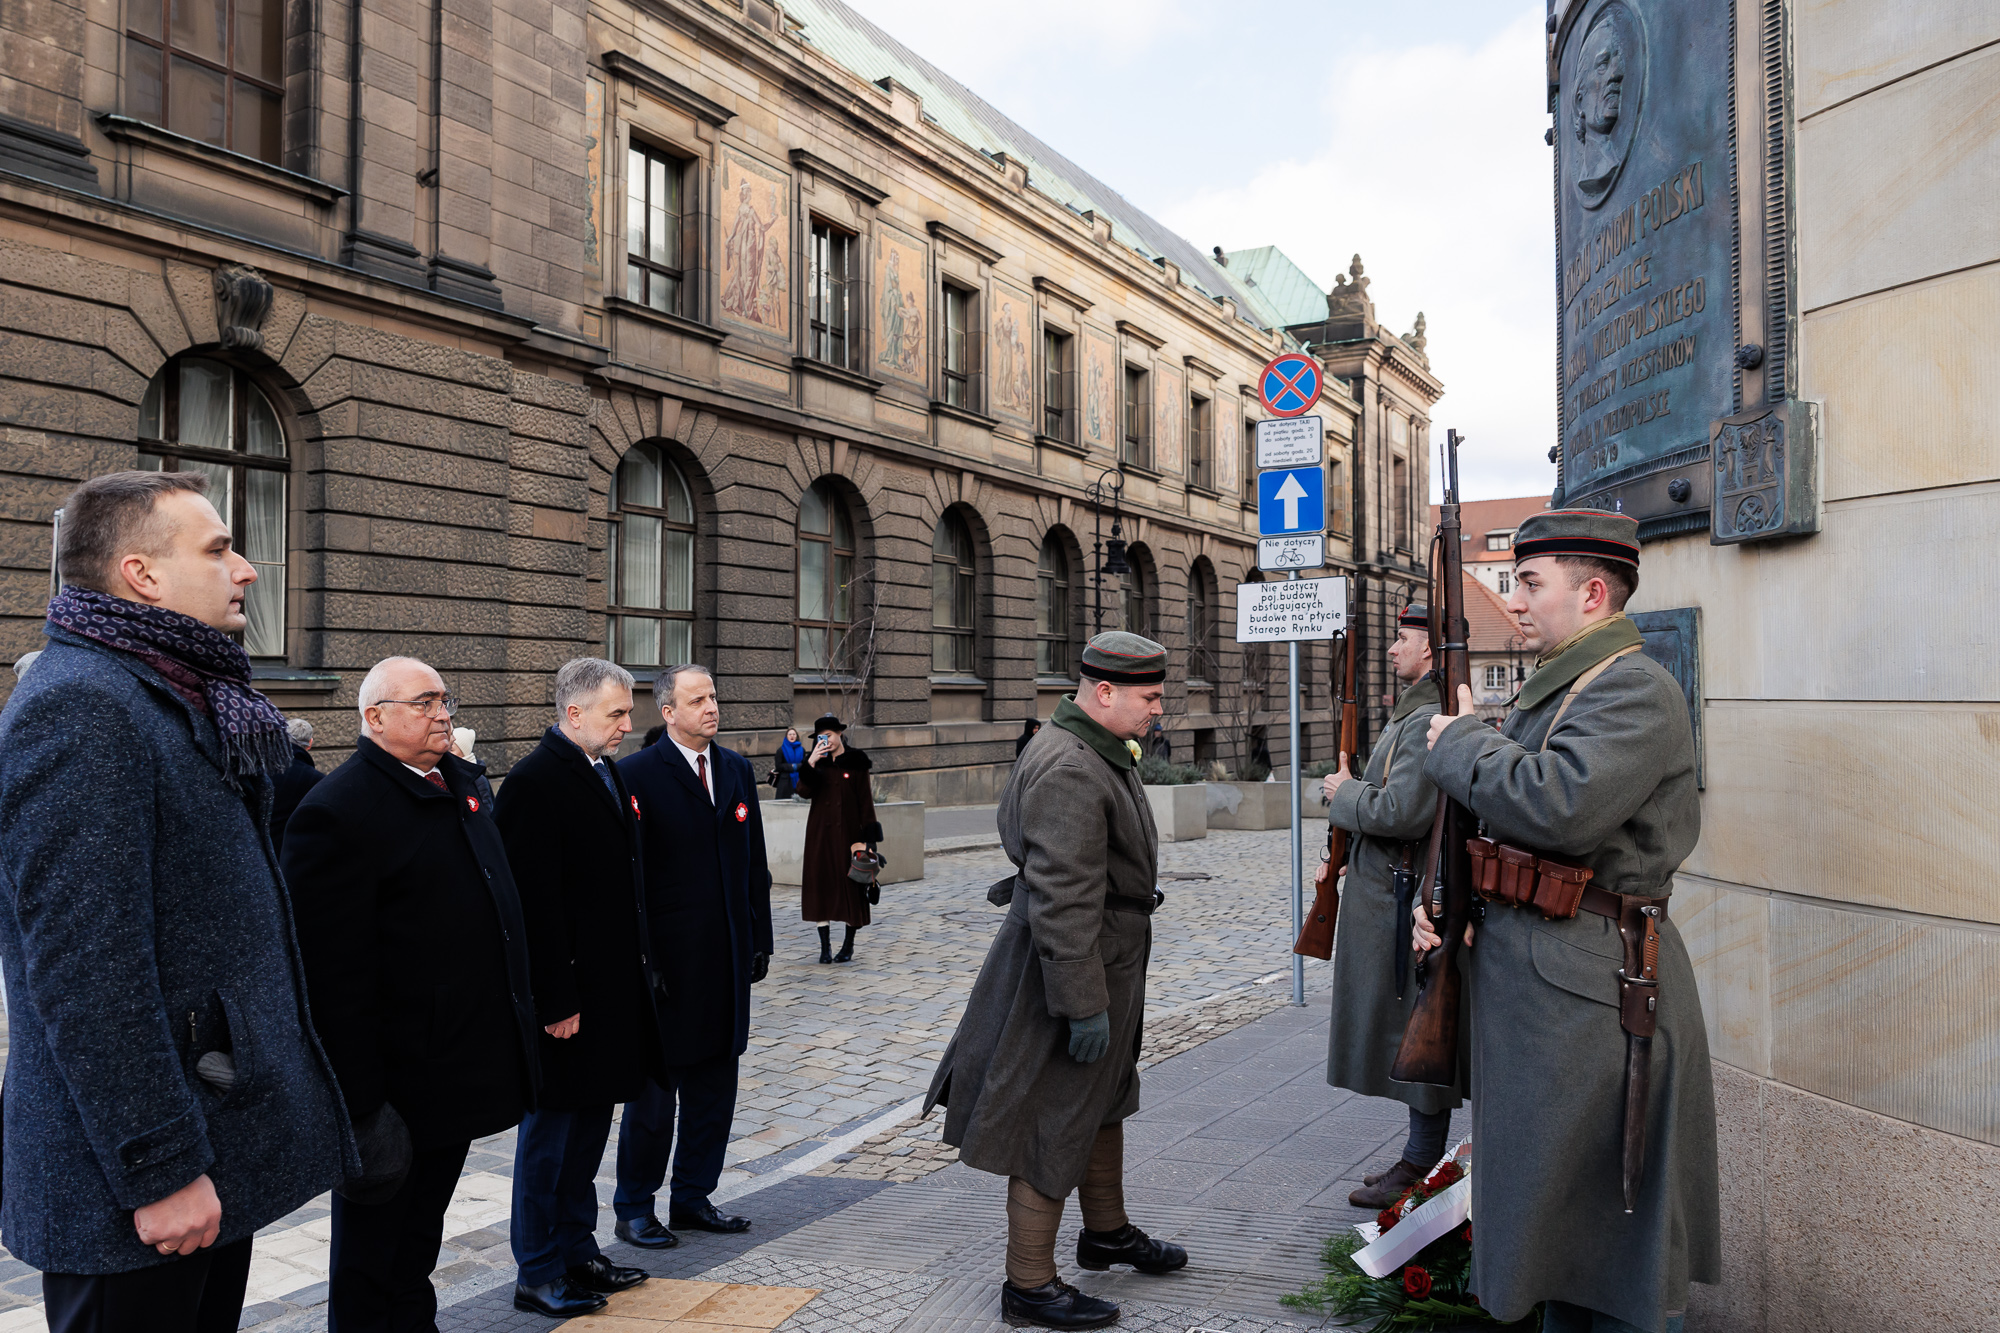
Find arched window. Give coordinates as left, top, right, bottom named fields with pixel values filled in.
left=1036, top=535, right=1072, bottom=678
left=137, top=357, right=287, bottom=657
left=931, top=511, right=978, bottom=675
left=1186, top=560, right=1218, bottom=682
left=607, top=443, right=695, bottom=667
left=797, top=480, right=855, bottom=670
left=1119, top=546, right=1151, bottom=637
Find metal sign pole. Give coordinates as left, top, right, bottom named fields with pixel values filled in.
left=1287, top=569, right=1304, bottom=1007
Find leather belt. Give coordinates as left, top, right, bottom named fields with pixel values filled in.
left=1106, top=889, right=1165, bottom=915
left=1578, top=885, right=1669, bottom=923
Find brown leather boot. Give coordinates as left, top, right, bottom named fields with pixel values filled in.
left=1349, top=1157, right=1425, bottom=1209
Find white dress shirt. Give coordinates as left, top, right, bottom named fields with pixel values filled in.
left=669, top=734, right=714, bottom=802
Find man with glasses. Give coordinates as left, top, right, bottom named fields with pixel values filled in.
left=283, top=657, right=541, bottom=1333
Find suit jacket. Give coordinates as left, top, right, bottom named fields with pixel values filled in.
left=282, top=736, right=540, bottom=1150
left=0, top=627, right=352, bottom=1273
left=268, top=744, right=322, bottom=858
left=494, top=728, right=656, bottom=1109
left=618, top=738, right=772, bottom=1067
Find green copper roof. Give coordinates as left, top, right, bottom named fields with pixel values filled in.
left=1220, top=246, right=1331, bottom=330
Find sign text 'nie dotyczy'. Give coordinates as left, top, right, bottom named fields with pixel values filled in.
left=1235, top=576, right=1348, bottom=643
left=1258, top=533, right=1325, bottom=571
left=1254, top=416, right=1323, bottom=469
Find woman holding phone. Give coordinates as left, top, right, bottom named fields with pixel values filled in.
left=797, top=713, right=882, bottom=963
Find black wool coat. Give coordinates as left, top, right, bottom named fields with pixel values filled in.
left=268, top=743, right=322, bottom=857
left=797, top=744, right=883, bottom=928
left=618, top=740, right=772, bottom=1067
left=494, top=728, right=657, bottom=1109
left=282, top=737, right=540, bottom=1149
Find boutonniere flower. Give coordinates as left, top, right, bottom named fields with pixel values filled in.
left=1126, top=740, right=1143, bottom=762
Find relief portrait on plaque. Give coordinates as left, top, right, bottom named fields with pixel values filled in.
left=1571, top=2, right=1646, bottom=210
left=873, top=229, right=928, bottom=384
left=1083, top=328, right=1116, bottom=449
left=718, top=148, right=789, bottom=336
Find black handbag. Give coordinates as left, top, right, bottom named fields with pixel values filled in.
left=849, top=845, right=885, bottom=905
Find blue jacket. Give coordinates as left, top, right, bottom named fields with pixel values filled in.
left=0, top=627, right=355, bottom=1274
left=618, top=740, right=772, bottom=1065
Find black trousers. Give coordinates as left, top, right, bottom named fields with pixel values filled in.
left=42, top=1236, right=252, bottom=1333
left=328, top=1141, right=470, bottom=1333
left=510, top=1105, right=614, bottom=1284
left=612, top=1055, right=738, bottom=1221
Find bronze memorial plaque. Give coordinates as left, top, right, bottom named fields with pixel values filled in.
left=1548, top=0, right=1820, bottom=545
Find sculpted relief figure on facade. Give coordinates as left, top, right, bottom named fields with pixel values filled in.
left=1154, top=365, right=1184, bottom=475
left=874, top=231, right=927, bottom=383
left=1084, top=328, right=1115, bottom=448
left=719, top=149, right=789, bottom=335
left=1571, top=1, right=1646, bottom=209
left=990, top=284, right=1033, bottom=420
left=1216, top=406, right=1240, bottom=495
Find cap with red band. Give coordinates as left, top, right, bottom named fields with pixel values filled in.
left=1077, top=630, right=1168, bottom=685
left=1398, top=603, right=1430, bottom=631
left=1511, top=507, right=1641, bottom=569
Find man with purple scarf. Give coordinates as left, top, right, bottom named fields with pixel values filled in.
left=0, top=472, right=354, bottom=1333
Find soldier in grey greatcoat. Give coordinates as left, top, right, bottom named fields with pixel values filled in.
left=1417, top=509, right=1720, bottom=1333
left=1320, top=604, right=1463, bottom=1210
left=926, top=632, right=1188, bottom=1332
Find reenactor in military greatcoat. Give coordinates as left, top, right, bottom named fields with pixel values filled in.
left=1320, top=603, right=1465, bottom=1210
left=926, top=632, right=1188, bottom=1331
left=1416, top=509, right=1720, bottom=1333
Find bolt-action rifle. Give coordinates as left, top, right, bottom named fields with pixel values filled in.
left=1392, top=429, right=1473, bottom=1087
left=1293, top=623, right=1359, bottom=959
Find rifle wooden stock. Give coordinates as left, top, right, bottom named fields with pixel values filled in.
left=1294, top=629, right=1360, bottom=959
left=1392, top=431, right=1475, bottom=1087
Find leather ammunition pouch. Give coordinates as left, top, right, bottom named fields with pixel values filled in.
left=1466, top=837, right=1594, bottom=920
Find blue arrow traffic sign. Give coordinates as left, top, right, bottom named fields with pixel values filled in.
left=1257, top=467, right=1325, bottom=536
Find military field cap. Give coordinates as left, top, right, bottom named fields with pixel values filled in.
left=1078, top=631, right=1167, bottom=684
left=1398, top=603, right=1430, bottom=631
left=1512, top=507, right=1640, bottom=568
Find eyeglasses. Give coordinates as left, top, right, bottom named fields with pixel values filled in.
left=374, top=694, right=459, bottom=718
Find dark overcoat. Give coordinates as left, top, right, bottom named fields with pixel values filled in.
left=1425, top=622, right=1721, bottom=1331
left=1323, top=676, right=1464, bottom=1115
left=618, top=740, right=773, bottom=1067
left=268, top=743, right=322, bottom=857
left=494, top=728, right=657, bottom=1109
left=282, top=737, right=540, bottom=1150
left=0, top=627, right=353, bottom=1274
left=925, top=702, right=1158, bottom=1199
left=797, top=744, right=883, bottom=927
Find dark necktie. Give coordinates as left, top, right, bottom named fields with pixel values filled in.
left=424, top=770, right=448, bottom=791
left=696, top=752, right=710, bottom=802
left=593, top=760, right=616, bottom=797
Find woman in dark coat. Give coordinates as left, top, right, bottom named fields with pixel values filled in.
left=772, top=726, right=808, bottom=799
left=797, top=714, right=882, bottom=963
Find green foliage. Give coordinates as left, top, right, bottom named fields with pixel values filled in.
left=1137, top=756, right=1205, bottom=786
left=1302, top=757, right=1346, bottom=779
left=1281, top=1228, right=1540, bottom=1333
left=1238, top=761, right=1272, bottom=783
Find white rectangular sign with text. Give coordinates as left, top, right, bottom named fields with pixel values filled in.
left=1254, top=416, right=1324, bottom=468
left=1235, top=576, right=1349, bottom=643
left=1257, top=534, right=1325, bottom=571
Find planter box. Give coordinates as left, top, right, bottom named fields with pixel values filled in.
left=763, top=798, right=924, bottom=886
left=1207, top=781, right=1294, bottom=831
left=1144, top=783, right=1207, bottom=841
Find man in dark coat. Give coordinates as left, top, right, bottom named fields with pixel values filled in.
left=493, top=658, right=655, bottom=1318
left=0, top=471, right=352, bottom=1333
left=269, top=715, right=323, bottom=856
left=283, top=655, right=541, bottom=1333
left=614, top=664, right=772, bottom=1243
left=926, top=632, right=1188, bottom=1332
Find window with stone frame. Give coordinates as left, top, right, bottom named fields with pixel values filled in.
left=1187, top=394, right=1214, bottom=490
left=627, top=142, right=696, bottom=317
left=1036, top=534, right=1073, bottom=679
left=797, top=481, right=856, bottom=671
left=1119, top=549, right=1151, bottom=637
left=1185, top=559, right=1219, bottom=683
left=1393, top=455, right=1411, bottom=550
left=1042, top=328, right=1074, bottom=442
left=942, top=283, right=979, bottom=409
left=606, top=444, right=695, bottom=668
left=1122, top=365, right=1151, bottom=469
left=931, top=511, right=979, bottom=676
left=136, top=357, right=288, bottom=657
left=125, top=0, right=283, bottom=163
left=1484, top=663, right=1509, bottom=690
left=1242, top=416, right=1257, bottom=504
left=808, top=219, right=860, bottom=371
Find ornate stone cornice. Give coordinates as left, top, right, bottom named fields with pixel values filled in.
left=601, top=50, right=736, bottom=126
left=789, top=148, right=887, bottom=205
left=925, top=221, right=1002, bottom=265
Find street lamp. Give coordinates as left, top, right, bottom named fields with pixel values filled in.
left=1087, top=467, right=1126, bottom=633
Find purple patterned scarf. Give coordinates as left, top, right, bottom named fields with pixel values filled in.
left=46, top=586, right=293, bottom=791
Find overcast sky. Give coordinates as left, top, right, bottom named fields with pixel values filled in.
left=838, top=0, right=1558, bottom=503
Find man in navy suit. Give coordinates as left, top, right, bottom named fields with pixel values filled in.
left=613, top=664, right=773, bottom=1243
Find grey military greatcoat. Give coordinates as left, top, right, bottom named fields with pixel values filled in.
left=1323, top=676, right=1463, bottom=1115
left=1424, top=621, right=1721, bottom=1331
left=925, top=700, right=1158, bottom=1199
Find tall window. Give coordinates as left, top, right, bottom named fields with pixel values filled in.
left=606, top=444, right=695, bottom=667
left=627, top=144, right=690, bottom=315
left=137, top=357, right=287, bottom=656
left=1122, top=366, right=1150, bottom=469
left=942, top=284, right=977, bottom=408
left=126, top=0, right=283, bottom=163
left=1328, top=459, right=1347, bottom=534
left=931, top=512, right=979, bottom=675
left=1185, top=561, right=1218, bottom=682
left=1120, top=549, right=1150, bottom=637
left=1393, top=455, right=1411, bottom=550
left=808, top=220, right=858, bottom=370
left=1187, top=394, right=1213, bottom=489
left=1043, top=329, right=1073, bottom=441
left=1497, top=568, right=1514, bottom=594
left=1242, top=417, right=1256, bottom=503
left=1036, top=535, right=1072, bottom=678
left=797, top=481, right=855, bottom=671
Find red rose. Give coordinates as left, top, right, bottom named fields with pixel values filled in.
left=1403, top=1266, right=1432, bottom=1299
left=1461, top=1222, right=1473, bottom=1243
left=1376, top=1207, right=1402, bottom=1233
left=1425, top=1161, right=1463, bottom=1189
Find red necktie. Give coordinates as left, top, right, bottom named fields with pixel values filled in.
left=424, top=770, right=448, bottom=791
left=696, top=752, right=710, bottom=802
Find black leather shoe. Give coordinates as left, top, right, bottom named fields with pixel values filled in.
left=567, top=1254, right=649, bottom=1294
left=513, top=1277, right=608, bottom=1318
left=668, top=1199, right=751, bottom=1233
left=612, top=1216, right=680, bottom=1249
left=1075, top=1223, right=1188, bottom=1275
left=1000, top=1278, right=1120, bottom=1329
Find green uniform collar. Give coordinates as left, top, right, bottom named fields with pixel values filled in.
left=1390, top=675, right=1441, bottom=723
left=1515, top=615, right=1644, bottom=712
left=1052, top=694, right=1139, bottom=771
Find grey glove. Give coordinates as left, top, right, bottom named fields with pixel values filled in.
left=1068, top=1010, right=1111, bottom=1064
